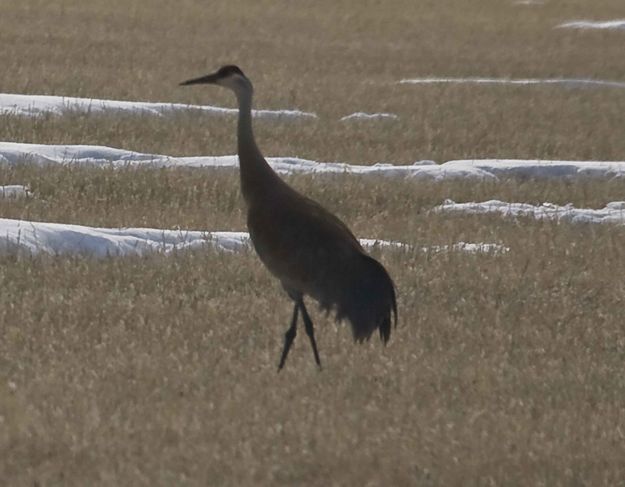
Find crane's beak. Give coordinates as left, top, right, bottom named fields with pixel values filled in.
left=179, top=72, right=220, bottom=86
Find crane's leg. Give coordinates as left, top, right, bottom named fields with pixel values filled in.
left=278, top=303, right=299, bottom=371
left=298, top=299, right=322, bottom=369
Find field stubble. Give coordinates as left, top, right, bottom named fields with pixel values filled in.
left=2, top=0, right=625, bottom=485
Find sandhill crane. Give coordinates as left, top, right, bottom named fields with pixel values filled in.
left=180, top=65, right=397, bottom=370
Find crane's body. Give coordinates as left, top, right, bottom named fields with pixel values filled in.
left=181, top=65, right=397, bottom=369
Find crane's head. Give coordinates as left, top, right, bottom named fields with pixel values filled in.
left=180, top=65, right=252, bottom=96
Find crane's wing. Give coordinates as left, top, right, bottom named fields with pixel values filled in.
left=247, top=194, right=362, bottom=287
left=248, top=194, right=396, bottom=342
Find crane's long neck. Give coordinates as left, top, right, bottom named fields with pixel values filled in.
left=235, top=87, right=280, bottom=205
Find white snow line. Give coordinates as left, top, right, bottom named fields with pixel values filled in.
left=5, top=142, right=625, bottom=181
left=0, top=93, right=317, bottom=121
left=0, top=217, right=507, bottom=257
left=360, top=238, right=508, bottom=254
left=443, top=159, right=625, bottom=180
left=422, top=242, right=509, bottom=254
left=398, top=77, right=625, bottom=89
left=513, top=0, right=544, bottom=5
left=0, top=141, right=492, bottom=180
left=432, top=199, right=625, bottom=225
left=0, top=219, right=248, bottom=257
left=0, top=185, right=31, bottom=199
left=339, top=112, right=399, bottom=122
left=556, top=20, right=625, bottom=31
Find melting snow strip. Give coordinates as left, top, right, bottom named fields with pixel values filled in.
left=442, top=159, right=625, bottom=180
left=0, top=185, right=30, bottom=198
left=339, top=112, right=399, bottom=122
left=398, top=77, right=625, bottom=89
left=4, top=142, right=625, bottom=181
left=0, top=218, right=506, bottom=257
left=421, top=242, right=509, bottom=254
left=0, top=142, right=490, bottom=180
left=556, top=20, right=625, bottom=30
left=0, top=93, right=317, bottom=120
left=433, top=199, right=625, bottom=225
left=0, top=220, right=247, bottom=257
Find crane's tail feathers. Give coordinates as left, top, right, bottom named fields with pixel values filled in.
left=334, top=254, right=397, bottom=344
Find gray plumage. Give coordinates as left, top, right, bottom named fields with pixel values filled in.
left=181, top=65, right=397, bottom=369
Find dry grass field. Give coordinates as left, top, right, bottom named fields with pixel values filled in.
left=2, top=0, right=625, bottom=485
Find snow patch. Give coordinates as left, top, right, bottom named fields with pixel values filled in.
left=0, top=218, right=507, bottom=257
left=398, top=77, right=625, bottom=89
left=0, top=93, right=317, bottom=120
left=340, top=112, right=399, bottom=122
left=0, top=219, right=248, bottom=257
left=4, top=143, right=625, bottom=181
left=0, top=142, right=171, bottom=167
left=557, top=20, right=625, bottom=30
left=0, top=218, right=405, bottom=257
left=426, top=242, right=509, bottom=254
left=0, top=185, right=30, bottom=199
left=444, top=159, right=625, bottom=180
left=433, top=199, right=625, bottom=225
left=0, top=142, right=491, bottom=180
